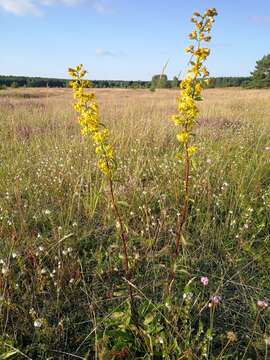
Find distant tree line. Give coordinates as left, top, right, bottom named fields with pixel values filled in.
left=205, top=77, right=250, bottom=88
left=150, top=75, right=252, bottom=89
left=0, top=75, right=69, bottom=88
left=0, top=75, right=152, bottom=89
left=2, top=54, right=270, bottom=90
left=0, top=74, right=263, bottom=90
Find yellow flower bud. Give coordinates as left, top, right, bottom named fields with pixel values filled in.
left=185, top=45, right=194, bottom=53
left=188, top=30, right=197, bottom=40
left=187, top=146, right=198, bottom=156
left=177, top=131, right=189, bottom=143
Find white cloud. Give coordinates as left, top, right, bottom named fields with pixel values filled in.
left=40, top=0, right=81, bottom=5
left=0, top=0, right=109, bottom=15
left=93, top=1, right=107, bottom=13
left=0, top=0, right=40, bottom=15
left=95, top=48, right=115, bottom=57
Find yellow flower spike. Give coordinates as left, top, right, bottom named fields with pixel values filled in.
left=170, top=8, right=217, bottom=259
left=68, top=64, right=116, bottom=179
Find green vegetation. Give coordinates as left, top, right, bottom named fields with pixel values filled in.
left=206, top=76, right=250, bottom=88
left=0, top=74, right=251, bottom=89
left=0, top=75, right=69, bottom=88
left=151, top=74, right=170, bottom=89
left=246, top=54, right=270, bottom=88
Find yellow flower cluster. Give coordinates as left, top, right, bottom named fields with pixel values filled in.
left=171, top=8, right=217, bottom=158
left=68, top=64, right=114, bottom=177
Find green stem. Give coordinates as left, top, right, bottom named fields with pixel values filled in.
left=242, top=311, right=260, bottom=359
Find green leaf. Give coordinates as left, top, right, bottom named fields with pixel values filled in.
left=143, top=314, right=154, bottom=326
left=111, top=311, right=126, bottom=320
left=0, top=350, right=19, bottom=359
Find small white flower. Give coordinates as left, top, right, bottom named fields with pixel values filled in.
left=183, top=292, right=193, bottom=301
left=44, top=209, right=51, bottom=215
left=1, top=266, right=9, bottom=275
left=34, top=319, right=43, bottom=328
left=264, top=335, right=270, bottom=346
left=29, top=308, right=36, bottom=316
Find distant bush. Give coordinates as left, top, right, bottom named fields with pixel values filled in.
left=171, top=76, right=180, bottom=89
left=151, top=74, right=170, bottom=88
left=10, top=81, right=18, bottom=89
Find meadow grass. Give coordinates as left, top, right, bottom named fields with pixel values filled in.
left=0, top=87, right=270, bottom=358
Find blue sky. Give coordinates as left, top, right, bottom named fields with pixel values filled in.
left=0, top=0, right=270, bottom=80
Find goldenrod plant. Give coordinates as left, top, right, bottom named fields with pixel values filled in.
left=68, top=65, right=114, bottom=177
left=68, top=65, right=134, bottom=304
left=171, top=8, right=218, bottom=258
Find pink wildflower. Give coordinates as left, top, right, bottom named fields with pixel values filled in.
left=201, top=276, right=209, bottom=286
